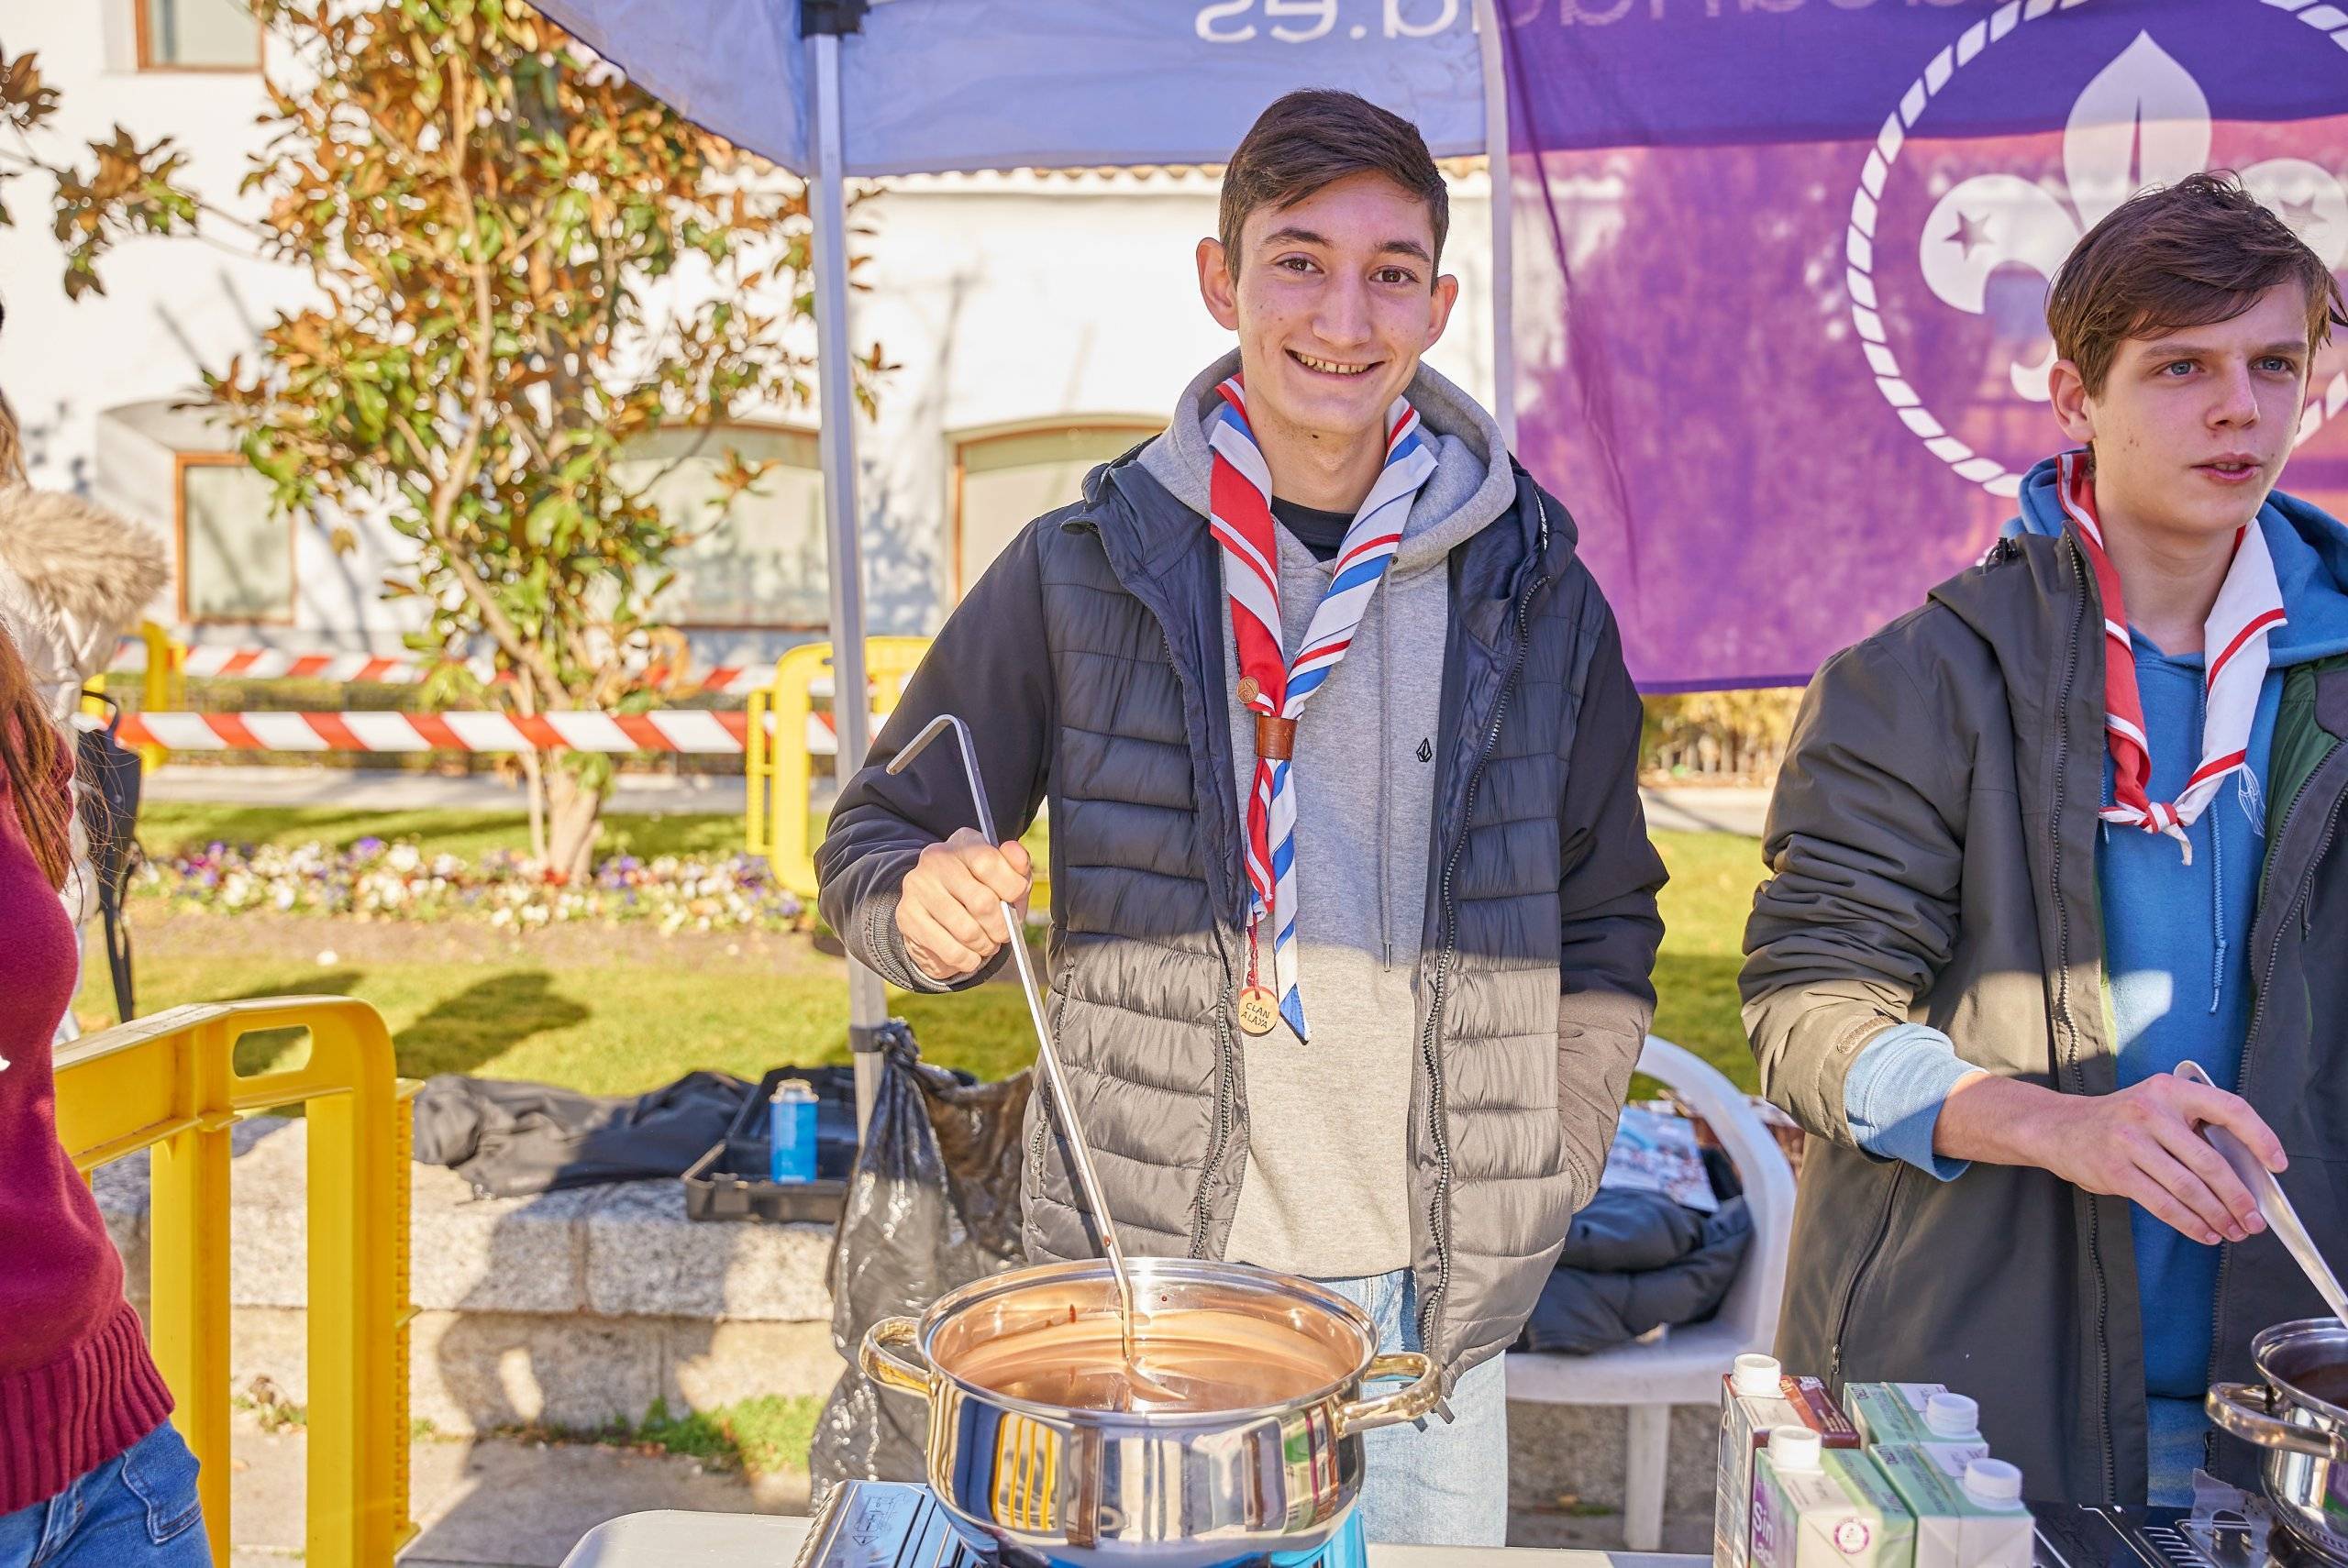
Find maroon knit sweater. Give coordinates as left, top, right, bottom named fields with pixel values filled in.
left=0, top=748, right=172, bottom=1516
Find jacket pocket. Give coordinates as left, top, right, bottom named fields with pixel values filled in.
left=117, top=1422, right=205, bottom=1546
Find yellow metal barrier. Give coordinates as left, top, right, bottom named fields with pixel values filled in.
left=79, top=621, right=183, bottom=773
left=54, top=998, right=415, bottom=1568
left=747, top=636, right=932, bottom=897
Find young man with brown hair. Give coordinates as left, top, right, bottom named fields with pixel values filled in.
left=818, top=89, right=1665, bottom=1541
left=1744, top=172, right=2348, bottom=1506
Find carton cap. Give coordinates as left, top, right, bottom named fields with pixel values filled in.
left=1963, top=1458, right=2024, bottom=1507
left=1732, top=1354, right=1782, bottom=1397
left=1767, top=1426, right=1823, bottom=1471
left=1924, top=1392, right=1980, bottom=1437
left=773, top=1078, right=818, bottom=1102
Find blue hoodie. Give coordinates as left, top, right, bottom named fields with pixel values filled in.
left=1842, top=455, right=2348, bottom=1499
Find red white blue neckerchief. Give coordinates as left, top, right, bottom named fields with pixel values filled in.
left=2055, top=448, right=2285, bottom=863
left=1206, top=373, right=1436, bottom=1037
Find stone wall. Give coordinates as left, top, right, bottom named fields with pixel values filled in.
left=95, top=1118, right=845, bottom=1435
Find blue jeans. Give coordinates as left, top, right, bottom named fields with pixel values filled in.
left=1313, top=1269, right=1509, bottom=1547
left=0, top=1423, right=210, bottom=1568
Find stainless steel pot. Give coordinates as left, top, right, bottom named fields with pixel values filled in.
left=859, top=1257, right=1442, bottom=1568
left=2209, top=1319, right=2348, bottom=1564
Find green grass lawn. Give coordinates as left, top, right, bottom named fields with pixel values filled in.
left=100, top=807, right=1763, bottom=1095
left=1647, top=829, right=1762, bottom=1089
left=136, top=801, right=748, bottom=863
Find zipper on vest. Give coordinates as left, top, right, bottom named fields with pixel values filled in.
left=1031, top=987, right=1069, bottom=1183
left=1413, top=517, right=1549, bottom=1365
left=1188, top=1001, right=1239, bottom=1260
left=1159, top=624, right=1240, bottom=1262
left=2206, top=734, right=2348, bottom=1472
left=2055, top=533, right=2119, bottom=1505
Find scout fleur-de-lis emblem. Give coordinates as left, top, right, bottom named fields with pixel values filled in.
left=1919, top=32, right=2348, bottom=403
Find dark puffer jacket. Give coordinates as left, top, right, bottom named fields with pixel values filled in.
left=817, top=446, right=1665, bottom=1386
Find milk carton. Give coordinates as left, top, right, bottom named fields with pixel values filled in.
left=1844, top=1385, right=1973, bottom=1448
left=1750, top=1428, right=1917, bottom=1568
left=1870, top=1446, right=2033, bottom=1568
left=1714, top=1356, right=1863, bottom=1568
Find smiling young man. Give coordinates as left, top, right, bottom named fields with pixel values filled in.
left=816, top=90, right=1665, bottom=1542
left=1744, top=173, right=2348, bottom=1506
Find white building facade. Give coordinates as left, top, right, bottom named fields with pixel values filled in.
left=0, top=1, right=1497, bottom=668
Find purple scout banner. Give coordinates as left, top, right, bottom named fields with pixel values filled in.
left=1500, top=0, right=2348, bottom=690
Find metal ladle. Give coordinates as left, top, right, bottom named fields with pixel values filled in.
left=2176, top=1059, right=2348, bottom=1330
left=886, top=714, right=1163, bottom=1392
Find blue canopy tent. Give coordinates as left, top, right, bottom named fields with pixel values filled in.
left=528, top=0, right=1516, bottom=1121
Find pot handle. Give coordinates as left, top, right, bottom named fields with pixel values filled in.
left=860, top=1317, right=933, bottom=1399
left=2209, top=1381, right=2348, bottom=1463
left=1336, top=1352, right=1442, bottom=1437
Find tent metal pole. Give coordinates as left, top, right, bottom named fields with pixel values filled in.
left=1475, top=0, right=1516, bottom=450
left=806, top=23, right=890, bottom=1137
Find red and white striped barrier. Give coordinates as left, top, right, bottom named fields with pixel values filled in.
left=116, top=708, right=880, bottom=755
left=110, top=640, right=773, bottom=696
left=118, top=710, right=762, bottom=754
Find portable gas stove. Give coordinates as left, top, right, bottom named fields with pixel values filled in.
left=792, top=1481, right=1370, bottom=1568
left=2029, top=1477, right=2309, bottom=1568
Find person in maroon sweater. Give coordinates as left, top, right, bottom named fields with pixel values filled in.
left=0, top=620, right=206, bottom=1563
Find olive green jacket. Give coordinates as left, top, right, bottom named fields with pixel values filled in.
left=1742, top=528, right=2348, bottom=1505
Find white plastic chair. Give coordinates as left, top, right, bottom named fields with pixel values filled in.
left=1506, top=1036, right=1797, bottom=1552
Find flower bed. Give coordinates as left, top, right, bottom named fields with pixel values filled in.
left=138, top=838, right=805, bottom=933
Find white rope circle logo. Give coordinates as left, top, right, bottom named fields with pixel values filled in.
left=1846, top=0, right=2348, bottom=498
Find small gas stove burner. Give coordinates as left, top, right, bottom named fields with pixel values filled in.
left=2030, top=1489, right=2306, bottom=1568
left=792, top=1481, right=1370, bottom=1568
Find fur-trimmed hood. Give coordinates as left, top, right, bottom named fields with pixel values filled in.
left=0, top=485, right=170, bottom=635
left=0, top=482, right=171, bottom=719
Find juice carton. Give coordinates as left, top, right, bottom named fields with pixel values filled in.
left=1750, top=1428, right=1917, bottom=1568
left=1869, top=1446, right=2032, bottom=1568
left=1844, top=1385, right=1985, bottom=1450
left=1714, top=1356, right=1863, bottom=1568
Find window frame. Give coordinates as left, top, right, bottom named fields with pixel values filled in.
left=948, top=415, right=1161, bottom=602
left=134, top=0, right=266, bottom=73
left=634, top=418, right=829, bottom=633
left=173, top=450, right=296, bottom=626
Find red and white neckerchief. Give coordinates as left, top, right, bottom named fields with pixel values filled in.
left=1206, top=372, right=1436, bottom=1040
left=2055, top=449, right=2287, bottom=863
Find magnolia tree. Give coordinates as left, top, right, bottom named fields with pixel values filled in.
left=2, top=3, right=879, bottom=878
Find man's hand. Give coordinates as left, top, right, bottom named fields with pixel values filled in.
left=894, top=828, right=1034, bottom=983
left=1937, top=1071, right=2287, bottom=1246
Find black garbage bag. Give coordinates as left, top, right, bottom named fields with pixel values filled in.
left=810, top=1021, right=1032, bottom=1496
left=410, top=1069, right=758, bottom=1198
left=74, top=699, right=145, bottom=1023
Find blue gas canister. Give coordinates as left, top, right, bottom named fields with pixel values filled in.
left=768, top=1079, right=820, bottom=1184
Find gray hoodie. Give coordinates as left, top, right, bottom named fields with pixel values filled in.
left=1138, top=350, right=1518, bottom=1277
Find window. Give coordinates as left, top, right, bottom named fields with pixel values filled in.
left=139, top=0, right=263, bottom=70
left=178, top=454, right=294, bottom=623
left=617, top=424, right=828, bottom=628
left=951, top=419, right=1158, bottom=599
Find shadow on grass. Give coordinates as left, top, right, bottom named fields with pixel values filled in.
left=395, top=971, right=593, bottom=1080
left=205, top=968, right=593, bottom=1088
left=205, top=968, right=368, bottom=1078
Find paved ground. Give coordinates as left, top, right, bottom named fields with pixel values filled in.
left=145, top=765, right=1769, bottom=838
left=216, top=1418, right=1700, bottom=1567
left=227, top=1419, right=804, bottom=1568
